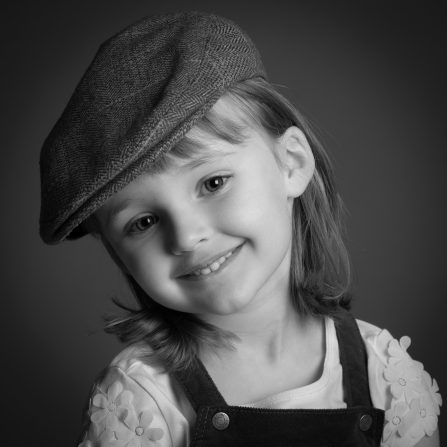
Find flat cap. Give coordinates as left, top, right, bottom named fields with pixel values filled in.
left=39, top=11, right=266, bottom=244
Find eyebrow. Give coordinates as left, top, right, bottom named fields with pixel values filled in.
left=174, top=147, right=237, bottom=170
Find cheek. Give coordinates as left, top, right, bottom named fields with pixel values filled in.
left=118, top=243, right=168, bottom=290
left=217, top=168, right=290, bottom=231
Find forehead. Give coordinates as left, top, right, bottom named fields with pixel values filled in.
left=156, top=142, right=239, bottom=178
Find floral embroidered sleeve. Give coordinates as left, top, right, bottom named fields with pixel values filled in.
left=361, top=323, right=442, bottom=447
left=77, top=366, right=172, bottom=447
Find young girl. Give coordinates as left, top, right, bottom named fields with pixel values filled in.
left=39, top=12, right=441, bottom=447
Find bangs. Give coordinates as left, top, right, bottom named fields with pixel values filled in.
left=149, top=104, right=250, bottom=173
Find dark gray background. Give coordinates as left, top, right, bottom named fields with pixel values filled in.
left=2, top=1, right=445, bottom=445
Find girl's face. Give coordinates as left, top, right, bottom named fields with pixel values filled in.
left=96, top=114, right=314, bottom=322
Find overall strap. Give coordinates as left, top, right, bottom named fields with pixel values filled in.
left=334, top=309, right=373, bottom=408
left=173, top=357, right=227, bottom=411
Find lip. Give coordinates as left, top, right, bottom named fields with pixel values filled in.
left=175, top=243, right=244, bottom=280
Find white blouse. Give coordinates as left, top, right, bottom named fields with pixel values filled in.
left=78, top=319, right=442, bottom=447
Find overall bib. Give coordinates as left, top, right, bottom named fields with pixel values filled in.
left=174, top=310, right=385, bottom=446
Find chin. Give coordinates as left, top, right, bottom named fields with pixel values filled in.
left=203, top=291, right=255, bottom=316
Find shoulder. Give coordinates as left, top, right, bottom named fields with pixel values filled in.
left=356, top=319, right=442, bottom=447
left=77, top=343, right=192, bottom=447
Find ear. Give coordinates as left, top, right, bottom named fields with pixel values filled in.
left=277, top=126, right=315, bottom=199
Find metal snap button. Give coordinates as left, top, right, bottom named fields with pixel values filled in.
left=359, top=414, right=373, bottom=431
left=212, top=412, right=230, bottom=430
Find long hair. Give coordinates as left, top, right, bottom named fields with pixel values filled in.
left=87, top=77, right=351, bottom=372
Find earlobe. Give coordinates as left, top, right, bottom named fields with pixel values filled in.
left=279, top=126, right=315, bottom=199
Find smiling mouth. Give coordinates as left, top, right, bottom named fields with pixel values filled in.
left=179, top=244, right=243, bottom=280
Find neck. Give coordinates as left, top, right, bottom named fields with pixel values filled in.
left=199, top=284, right=310, bottom=365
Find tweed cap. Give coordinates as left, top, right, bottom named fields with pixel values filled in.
left=39, top=11, right=266, bottom=244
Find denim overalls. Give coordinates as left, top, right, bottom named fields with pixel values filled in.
left=174, top=310, right=384, bottom=446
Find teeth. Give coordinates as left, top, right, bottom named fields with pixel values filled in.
left=191, top=250, right=233, bottom=276
left=210, top=262, right=220, bottom=271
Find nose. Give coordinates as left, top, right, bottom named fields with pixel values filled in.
left=165, top=204, right=212, bottom=255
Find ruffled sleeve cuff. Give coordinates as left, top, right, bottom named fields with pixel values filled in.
left=359, top=321, right=442, bottom=447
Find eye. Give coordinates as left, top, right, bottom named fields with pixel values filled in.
left=129, top=214, right=159, bottom=234
left=202, top=175, right=230, bottom=194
